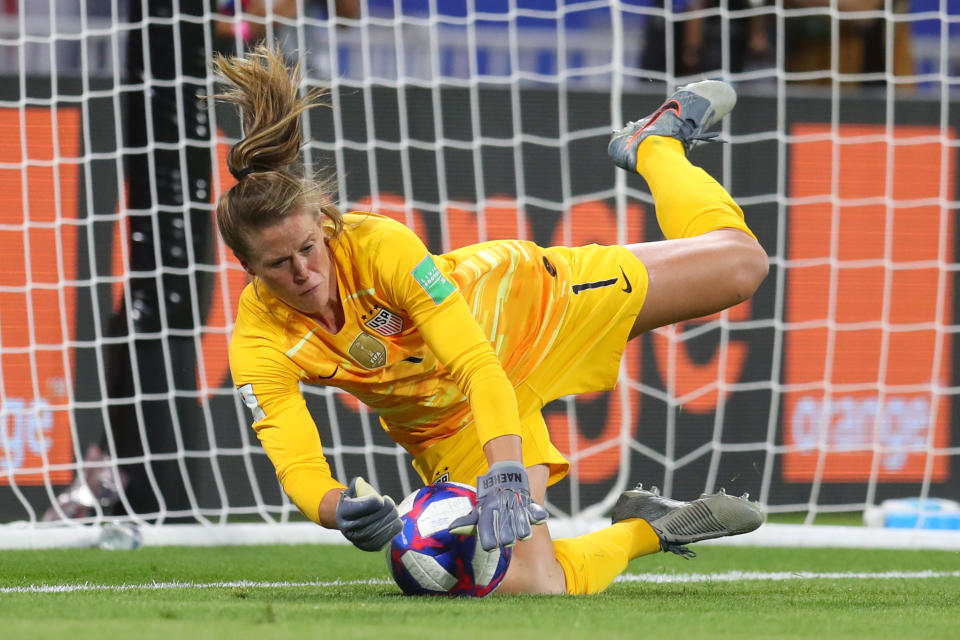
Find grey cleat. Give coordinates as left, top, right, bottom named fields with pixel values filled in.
left=608, top=79, right=738, bottom=173
left=611, top=485, right=764, bottom=558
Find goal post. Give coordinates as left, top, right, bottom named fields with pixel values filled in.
left=1, top=0, right=959, bottom=549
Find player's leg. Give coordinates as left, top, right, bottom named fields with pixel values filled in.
left=494, top=463, right=664, bottom=596
left=494, top=413, right=663, bottom=596
left=550, top=490, right=665, bottom=594
left=503, top=463, right=764, bottom=595
left=422, top=411, right=762, bottom=595
left=419, top=414, right=654, bottom=595
left=626, top=228, right=766, bottom=337
left=608, top=80, right=768, bottom=338
left=521, top=480, right=763, bottom=595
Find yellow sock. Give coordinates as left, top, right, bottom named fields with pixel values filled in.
left=552, top=519, right=661, bottom=595
left=634, top=136, right=756, bottom=241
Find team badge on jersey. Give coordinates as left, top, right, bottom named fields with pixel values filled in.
left=348, top=332, right=387, bottom=369
left=365, top=307, right=404, bottom=336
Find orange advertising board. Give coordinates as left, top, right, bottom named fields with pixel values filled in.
left=0, top=107, right=81, bottom=485
left=783, top=123, right=954, bottom=482
left=2, top=107, right=954, bottom=491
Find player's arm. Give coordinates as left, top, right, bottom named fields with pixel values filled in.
left=243, top=373, right=400, bottom=549
left=412, top=309, right=526, bottom=466
left=231, top=323, right=400, bottom=549
left=369, top=221, right=547, bottom=549
left=413, top=297, right=549, bottom=550
left=231, top=341, right=345, bottom=525
left=365, top=222, right=522, bottom=453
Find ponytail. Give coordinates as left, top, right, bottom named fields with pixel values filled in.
left=211, top=45, right=342, bottom=261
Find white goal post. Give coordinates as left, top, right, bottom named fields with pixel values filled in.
left=1, top=0, right=959, bottom=550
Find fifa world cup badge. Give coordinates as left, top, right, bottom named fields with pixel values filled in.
left=348, top=332, right=387, bottom=369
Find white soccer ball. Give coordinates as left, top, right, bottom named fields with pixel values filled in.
left=385, top=482, right=512, bottom=597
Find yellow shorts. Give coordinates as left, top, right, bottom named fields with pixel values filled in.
left=413, top=243, right=649, bottom=487
left=528, top=244, right=649, bottom=402
left=412, top=393, right=568, bottom=486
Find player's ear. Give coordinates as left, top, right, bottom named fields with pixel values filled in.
left=237, top=254, right=256, bottom=277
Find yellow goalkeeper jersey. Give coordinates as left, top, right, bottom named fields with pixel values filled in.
left=229, top=212, right=572, bottom=523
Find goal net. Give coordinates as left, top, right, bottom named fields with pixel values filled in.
left=1, top=0, right=958, bottom=548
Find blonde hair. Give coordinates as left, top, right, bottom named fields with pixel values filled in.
left=211, top=45, right=342, bottom=261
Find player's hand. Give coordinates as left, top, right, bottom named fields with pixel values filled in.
left=448, top=461, right=548, bottom=551
left=335, top=477, right=403, bottom=552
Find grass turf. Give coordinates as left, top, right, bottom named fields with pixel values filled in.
left=1, top=545, right=958, bottom=639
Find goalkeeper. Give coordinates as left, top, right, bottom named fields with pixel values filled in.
left=217, top=46, right=768, bottom=595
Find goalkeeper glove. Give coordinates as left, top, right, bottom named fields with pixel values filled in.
left=448, top=461, right=548, bottom=551
left=335, top=477, right=402, bottom=552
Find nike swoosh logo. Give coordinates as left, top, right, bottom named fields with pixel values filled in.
left=318, top=365, right=339, bottom=380
left=626, top=99, right=682, bottom=147
left=620, top=265, right=632, bottom=294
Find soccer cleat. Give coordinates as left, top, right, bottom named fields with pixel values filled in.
left=607, top=79, right=737, bottom=173
left=611, top=485, right=764, bottom=558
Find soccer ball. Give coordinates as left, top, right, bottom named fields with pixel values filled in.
left=386, top=482, right=512, bottom=597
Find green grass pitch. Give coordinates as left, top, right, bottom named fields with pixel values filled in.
left=1, top=544, right=958, bottom=639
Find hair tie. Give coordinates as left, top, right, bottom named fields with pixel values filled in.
left=231, top=165, right=258, bottom=181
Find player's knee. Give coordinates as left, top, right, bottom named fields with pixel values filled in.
left=501, top=557, right=566, bottom=595
left=498, top=538, right=567, bottom=595
left=728, top=234, right=768, bottom=302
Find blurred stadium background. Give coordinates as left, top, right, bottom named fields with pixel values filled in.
left=0, top=0, right=959, bottom=550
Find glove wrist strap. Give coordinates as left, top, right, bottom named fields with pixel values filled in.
left=479, top=461, right=528, bottom=494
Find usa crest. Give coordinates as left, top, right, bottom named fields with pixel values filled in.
left=365, top=308, right=404, bottom=337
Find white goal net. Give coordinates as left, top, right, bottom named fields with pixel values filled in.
left=1, top=0, right=959, bottom=549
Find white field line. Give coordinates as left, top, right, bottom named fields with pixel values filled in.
left=615, top=570, right=960, bottom=583
left=3, top=571, right=959, bottom=594
left=0, top=578, right=395, bottom=594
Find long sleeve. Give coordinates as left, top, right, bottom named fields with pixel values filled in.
left=229, top=289, right=346, bottom=524
left=366, top=224, right=523, bottom=446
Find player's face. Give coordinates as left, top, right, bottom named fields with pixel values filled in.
left=240, top=209, right=337, bottom=319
